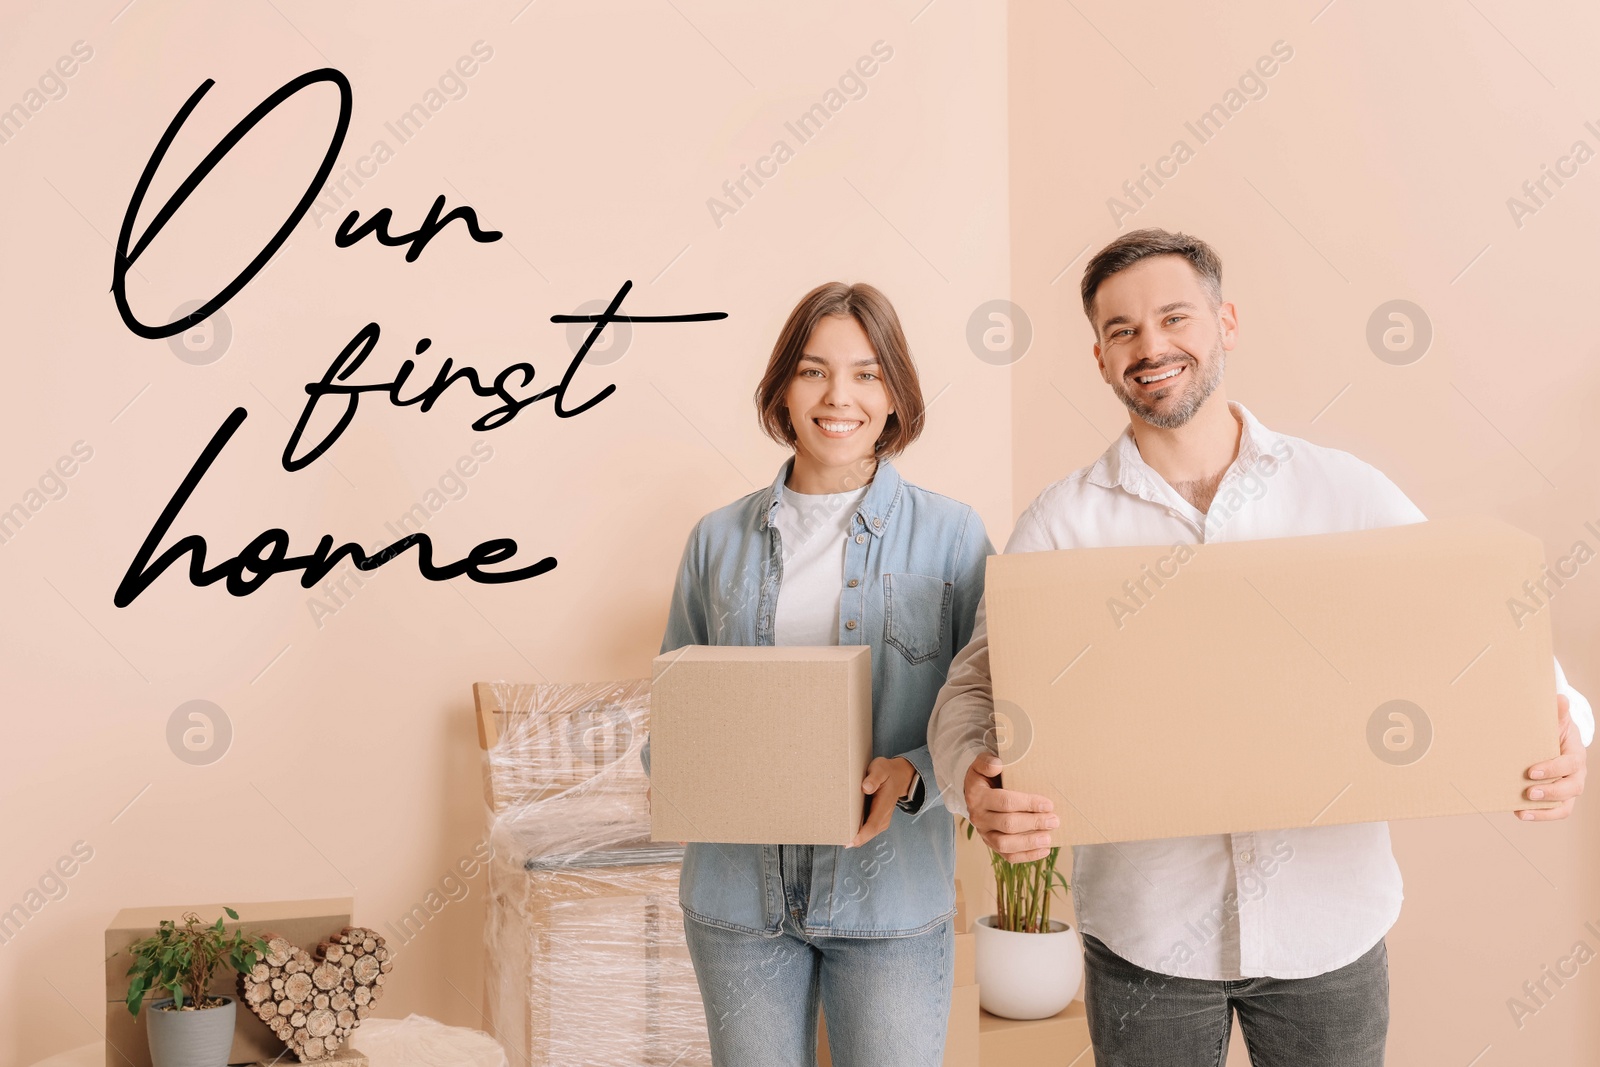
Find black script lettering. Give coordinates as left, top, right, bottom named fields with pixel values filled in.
left=112, top=69, right=353, bottom=339
left=114, top=407, right=556, bottom=607
left=281, top=280, right=728, bottom=471
left=334, top=194, right=502, bottom=262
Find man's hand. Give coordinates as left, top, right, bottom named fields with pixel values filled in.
left=1519, top=694, right=1587, bottom=821
left=965, top=753, right=1059, bottom=862
left=850, top=757, right=916, bottom=848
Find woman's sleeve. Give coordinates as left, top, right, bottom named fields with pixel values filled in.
left=949, top=505, right=996, bottom=655
left=896, top=505, right=995, bottom=815
left=643, top=518, right=710, bottom=776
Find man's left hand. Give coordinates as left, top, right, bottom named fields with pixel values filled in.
left=1519, top=694, right=1587, bottom=821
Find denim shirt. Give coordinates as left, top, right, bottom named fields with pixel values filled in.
left=642, top=456, right=992, bottom=937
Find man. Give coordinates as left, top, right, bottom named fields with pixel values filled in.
left=927, top=228, right=1592, bottom=1065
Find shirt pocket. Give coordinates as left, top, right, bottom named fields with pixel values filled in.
left=882, top=572, right=953, bottom=665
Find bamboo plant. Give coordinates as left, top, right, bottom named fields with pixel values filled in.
left=965, top=821, right=1070, bottom=933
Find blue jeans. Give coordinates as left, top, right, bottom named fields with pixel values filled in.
left=1082, top=932, right=1389, bottom=1066
left=682, top=844, right=954, bottom=1066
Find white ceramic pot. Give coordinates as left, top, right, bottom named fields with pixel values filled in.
left=145, top=996, right=236, bottom=1067
left=973, top=916, right=1083, bottom=1020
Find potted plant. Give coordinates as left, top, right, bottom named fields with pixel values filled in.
left=119, top=907, right=269, bottom=1067
left=964, top=822, right=1081, bottom=1020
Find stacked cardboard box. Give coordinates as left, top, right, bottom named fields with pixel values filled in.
left=103, top=898, right=353, bottom=1067
left=947, top=881, right=979, bottom=1067
left=485, top=857, right=708, bottom=1066
left=477, top=678, right=711, bottom=1066
left=977, top=1002, right=1093, bottom=1066
left=817, top=880, right=977, bottom=1067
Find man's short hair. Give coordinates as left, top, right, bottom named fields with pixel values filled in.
left=1080, top=229, right=1224, bottom=329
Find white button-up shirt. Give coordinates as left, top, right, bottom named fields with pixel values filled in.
left=928, top=401, right=1594, bottom=980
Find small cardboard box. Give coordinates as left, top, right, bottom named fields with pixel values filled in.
left=649, top=646, right=873, bottom=845
left=987, top=516, right=1560, bottom=846
left=978, top=1004, right=1091, bottom=1066
left=104, top=898, right=353, bottom=1067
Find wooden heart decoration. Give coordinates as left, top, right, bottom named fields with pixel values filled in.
left=238, top=926, right=392, bottom=1061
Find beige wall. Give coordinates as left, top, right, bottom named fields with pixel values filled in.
left=4, top=0, right=1596, bottom=1064
left=0, top=3, right=1009, bottom=1065
left=1007, top=1, right=1600, bottom=1063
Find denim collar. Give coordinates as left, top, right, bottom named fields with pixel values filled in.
left=1086, top=400, right=1265, bottom=502
left=760, top=455, right=903, bottom=539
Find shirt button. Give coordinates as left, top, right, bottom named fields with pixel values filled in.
left=845, top=619, right=857, bottom=630
left=873, top=518, right=882, bottom=529
left=855, top=534, right=865, bottom=544
left=847, top=579, right=859, bottom=588
left=1240, top=851, right=1254, bottom=864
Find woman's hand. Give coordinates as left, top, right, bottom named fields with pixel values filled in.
left=849, top=756, right=916, bottom=848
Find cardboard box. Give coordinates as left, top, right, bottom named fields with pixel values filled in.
left=472, top=679, right=651, bottom=810
left=978, top=1004, right=1092, bottom=1066
left=818, top=983, right=979, bottom=1067
left=955, top=877, right=969, bottom=933
left=104, top=898, right=353, bottom=1067
left=987, top=516, right=1561, bottom=846
left=954, top=931, right=976, bottom=987
left=945, top=983, right=980, bottom=1067
left=649, top=646, right=872, bottom=845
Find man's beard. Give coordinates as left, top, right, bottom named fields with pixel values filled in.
left=1110, top=339, right=1226, bottom=430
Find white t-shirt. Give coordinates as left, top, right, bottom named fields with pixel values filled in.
left=772, top=482, right=870, bottom=646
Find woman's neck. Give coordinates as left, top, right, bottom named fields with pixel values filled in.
left=786, top=452, right=878, bottom=495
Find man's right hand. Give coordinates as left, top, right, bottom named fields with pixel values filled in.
left=965, top=753, right=1059, bottom=863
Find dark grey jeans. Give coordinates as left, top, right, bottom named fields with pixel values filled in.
left=1082, top=932, right=1389, bottom=1066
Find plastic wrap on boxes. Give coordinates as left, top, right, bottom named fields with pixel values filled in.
left=478, top=680, right=711, bottom=1067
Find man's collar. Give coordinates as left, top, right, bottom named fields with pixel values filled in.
left=1086, top=401, right=1266, bottom=495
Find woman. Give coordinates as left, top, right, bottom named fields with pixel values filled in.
left=643, top=282, right=994, bottom=1065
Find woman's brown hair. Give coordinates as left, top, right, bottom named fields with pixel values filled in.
left=754, top=282, right=924, bottom=459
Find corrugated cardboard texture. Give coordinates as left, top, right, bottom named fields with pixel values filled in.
left=988, top=516, right=1559, bottom=846
left=650, top=646, right=873, bottom=845
left=104, top=898, right=353, bottom=1067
